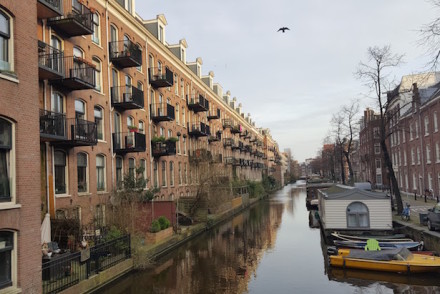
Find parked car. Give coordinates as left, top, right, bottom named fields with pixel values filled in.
left=427, top=203, right=440, bottom=231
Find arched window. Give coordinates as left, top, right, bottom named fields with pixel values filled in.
left=0, top=118, right=14, bottom=202
left=92, top=12, right=100, bottom=44
left=346, top=202, right=369, bottom=228
left=138, top=120, right=145, bottom=134
left=51, top=91, right=64, bottom=113
left=94, top=106, right=104, bottom=140
left=128, top=158, right=135, bottom=178
left=75, top=99, right=86, bottom=120
left=92, top=57, right=102, bottom=91
left=110, top=24, right=117, bottom=43
left=169, top=161, right=174, bottom=186
left=96, top=154, right=106, bottom=191
left=116, top=156, right=123, bottom=189
left=54, top=150, right=67, bottom=194
left=127, top=116, right=134, bottom=129
left=136, top=43, right=142, bottom=72
left=0, top=10, right=12, bottom=71
left=125, top=74, right=132, bottom=100
left=77, top=152, right=88, bottom=193
left=175, top=103, right=180, bottom=125
left=140, top=159, right=147, bottom=187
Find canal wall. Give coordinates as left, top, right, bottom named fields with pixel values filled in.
left=393, top=220, right=440, bottom=253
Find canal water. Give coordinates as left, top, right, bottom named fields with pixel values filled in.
left=95, top=183, right=440, bottom=294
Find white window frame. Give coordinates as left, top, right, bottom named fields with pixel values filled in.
left=0, top=118, right=16, bottom=208
left=0, top=10, right=14, bottom=74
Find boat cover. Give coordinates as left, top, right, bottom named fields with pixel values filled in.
left=347, top=247, right=412, bottom=261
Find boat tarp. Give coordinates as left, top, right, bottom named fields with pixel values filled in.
left=347, top=247, right=412, bottom=261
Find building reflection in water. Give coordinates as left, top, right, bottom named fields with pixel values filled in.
left=96, top=201, right=285, bottom=294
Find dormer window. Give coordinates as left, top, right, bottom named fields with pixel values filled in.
left=117, top=0, right=132, bottom=13
left=197, top=65, right=200, bottom=77
left=181, top=48, right=185, bottom=62
left=159, top=26, right=164, bottom=42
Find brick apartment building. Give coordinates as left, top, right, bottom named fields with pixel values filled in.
left=0, top=0, right=282, bottom=292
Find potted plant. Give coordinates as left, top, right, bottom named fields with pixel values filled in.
left=166, top=137, right=179, bottom=143
left=128, top=125, right=138, bottom=132
left=151, top=136, right=166, bottom=143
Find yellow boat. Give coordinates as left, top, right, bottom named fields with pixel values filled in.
left=329, top=247, right=440, bottom=273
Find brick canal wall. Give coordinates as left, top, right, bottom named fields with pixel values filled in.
left=394, top=220, right=440, bottom=253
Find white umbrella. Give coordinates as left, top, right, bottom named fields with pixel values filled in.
left=41, top=213, right=51, bottom=245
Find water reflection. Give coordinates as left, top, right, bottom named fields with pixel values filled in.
left=95, top=184, right=440, bottom=294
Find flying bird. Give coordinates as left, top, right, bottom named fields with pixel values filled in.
left=277, top=27, right=290, bottom=33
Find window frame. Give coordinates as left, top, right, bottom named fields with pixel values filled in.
left=96, top=154, right=106, bottom=192
left=54, top=150, right=68, bottom=195
left=0, top=230, right=17, bottom=290
left=91, top=12, right=100, bottom=45
left=346, top=202, right=370, bottom=229
left=0, top=118, right=15, bottom=205
left=77, top=152, right=89, bottom=193
left=0, top=10, right=13, bottom=73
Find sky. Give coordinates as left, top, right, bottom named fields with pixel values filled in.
left=135, top=0, right=439, bottom=162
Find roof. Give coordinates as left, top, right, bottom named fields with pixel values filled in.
left=321, top=184, right=389, bottom=200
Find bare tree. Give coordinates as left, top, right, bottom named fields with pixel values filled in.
left=330, top=112, right=346, bottom=185
left=420, top=0, right=440, bottom=69
left=341, top=100, right=360, bottom=185
left=356, top=45, right=404, bottom=213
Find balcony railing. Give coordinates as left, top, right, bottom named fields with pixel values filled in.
left=222, top=119, right=233, bottom=129
left=40, top=109, right=66, bottom=141
left=38, top=0, right=63, bottom=19
left=51, top=118, right=97, bottom=147
left=187, top=94, right=209, bottom=113
left=150, top=103, right=175, bottom=122
left=207, top=108, right=220, bottom=120
left=152, top=141, right=176, bottom=157
left=109, top=40, right=142, bottom=68
left=223, top=138, right=234, bottom=148
left=148, top=67, right=174, bottom=88
left=208, top=131, right=222, bottom=143
left=111, top=86, right=144, bottom=110
left=113, top=132, right=146, bottom=154
left=231, top=124, right=242, bottom=134
left=47, top=0, right=93, bottom=37
left=51, top=56, right=96, bottom=90
left=188, top=122, right=210, bottom=137
left=240, top=130, right=248, bottom=138
left=38, top=41, right=64, bottom=80
left=231, top=140, right=240, bottom=151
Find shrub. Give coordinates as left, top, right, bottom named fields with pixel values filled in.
left=104, top=226, right=123, bottom=242
left=158, top=216, right=170, bottom=230
left=150, top=220, right=161, bottom=233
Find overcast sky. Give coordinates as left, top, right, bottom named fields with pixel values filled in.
left=136, top=0, right=438, bottom=162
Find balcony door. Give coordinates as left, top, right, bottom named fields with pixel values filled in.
left=50, top=35, right=62, bottom=73
left=125, top=75, right=132, bottom=102
left=114, top=112, right=121, bottom=148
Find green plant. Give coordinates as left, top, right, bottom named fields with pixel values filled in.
left=166, top=137, right=179, bottom=143
left=150, top=220, right=161, bottom=233
left=104, top=226, right=123, bottom=242
left=127, top=125, right=138, bottom=131
left=151, top=136, right=166, bottom=143
left=157, top=216, right=170, bottom=230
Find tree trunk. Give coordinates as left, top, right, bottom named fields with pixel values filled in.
left=381, top=138, right=403, bottom=213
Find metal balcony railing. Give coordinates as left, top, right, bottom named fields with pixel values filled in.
left=51, top=56, right=96, bottom=90
left=113, top=132, right=146, bottom=154
left=38, top=0, right=63, bottom=19
left=187, top=94, right=209, bottom=113
left=222, top=119, right=233, bottom=129
left=148, top=67, right=174, bottom=88
left=111, top=86, right=144, bottom=110
left=51, top=118, right=97, bottom=147
left=38, top=41, right=64, bottom=80
left=39, top=109, right=66, bottom=141
left=109, top=40, right=142, bottom=68
left=207, top=108, right=220, bottom=120
left=188, top=122, right=209, bottom=137
left=47, top=0, right=93, bottom=37
left=151, top=141, right=177, bottom=157
left=150, top=103, right=175, bottom=122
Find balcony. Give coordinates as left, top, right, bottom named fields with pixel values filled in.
left=38, top=0, right=63, bottom=19
left=207, top=108, right=220, bottom=120
left=47, top=0, right=93, bottom=37
left=111, top=86, right=144, bottom=110
left=51, top=56, right=96, bottom=90
left=223, top=138, right=234, bottom=148
left=150, top=103, right=175, bottom=123
left=231, top=124, right=242, bottom=134
left=231, top=141, right=240, bottom=151
left=222, top=119, right=233, bottom=129
left=187, top=95, right=209, bottom=113
left=51, top=118, right=97, bottom=147
left=109, top=40, right=142, bottom=68
left=38, top=41, right=64, bottom=80
left=225, top=157, right=237, bottom=166
left=113, top=132, right=146, bottom=154
left=148, top=67, right=174, bottom=88
left=188, top=122, right=210, bottom=137
left=208, top=131, right=222, bottom=143
left=152, top=141, right=176, bottom=157
left=40, top=109, right=66, bottom=141
left=240, top=130, right=248, bottom=138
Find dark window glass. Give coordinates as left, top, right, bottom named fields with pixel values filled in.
left=0, top=231, right=13, bottom=289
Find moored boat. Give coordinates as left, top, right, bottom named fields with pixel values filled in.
left=331, top=232, right=410, bottom=242
left=333, top=239, right=422, bottom=251
left=329, top=247, right=440, bottom=273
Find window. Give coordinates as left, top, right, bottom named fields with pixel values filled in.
left=417, top=147, right=421, bottom=164
left=75, top=99, right=86, bottom=120
left=94, top=106, right=103, bottom=141
left=153, top=161, right=158, bottom=188
left=110, top=24, right=118, bottom=43
left=168, top=129, right=172, bottom=138
left=0, top=118, right=13, bottom=202
left=410, top=124, right=413, bottom=140
left=178, top=162, right=182, bottom=185
left=413, top=173, right=417, bottom=190
left=411, top=148, right=415, bottom=165
left=425, top=116, right=430, bottom=136
left=174, top=74, right=178, bottom=95
left=54, top=150, right=67, bottom=194
left=77, top=153, right=88, bottom=193
left=373, top=127, right=379, bottom=139
left=0, top=231, right=15, bottom=289
left=92, top=57, right=102, bottom=92
left=96, top=155, right=105, bottom=191
left=183, top=137, right=187, bottom=155
left=0, top=10, right=12, bottom=71
left=177, top=137, right=181, bottom=154
left=116, top=156, right=123, bottom=189
left=160, top=127, right=164, bottom=137
left=92, top=13, right=100, bottom=44
left=437, top=142, right=440, bottom=162
left=159, top=26, right=163, bottom=42
left=415, top=121, right=419, bottom=138
left=435, top=112, right=438, bottom=133
left=180, top=78, right=184, bottom=96
left=136, top=43, right=142, bottom=72
left=127, top=116, right=134, bottom=129
left=128, top=158, right=135, bottom=180
left=170, top=161, right=174, bottom=186
left=139, top=121, right=145, bottom=134
left=429, top=173, right=433, bottom=191
left=125, top=74, right=132, bottom=100
left=375, top=159, right=381, bottom=169
left=347, top=202, right=369, bottom=228
left=140, top=159, right=147, bottom=188
left=161, top=161, right=167, bottom=187
left=51, top=92, right=64, bottom=113
left=176, top=103, right=180, bottom=125
left=427, top=145, right=432, bottom=164
left=374, top=143, right=380, bottom=154
left=184, top=163, right=188, bottom=184
left=95, top=204, right=105, bottom=228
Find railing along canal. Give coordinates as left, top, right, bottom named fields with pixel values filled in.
left=42, top=235, right=131, bottom=294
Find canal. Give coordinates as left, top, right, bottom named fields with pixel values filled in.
left=95, top=183, right=440, bottom=293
